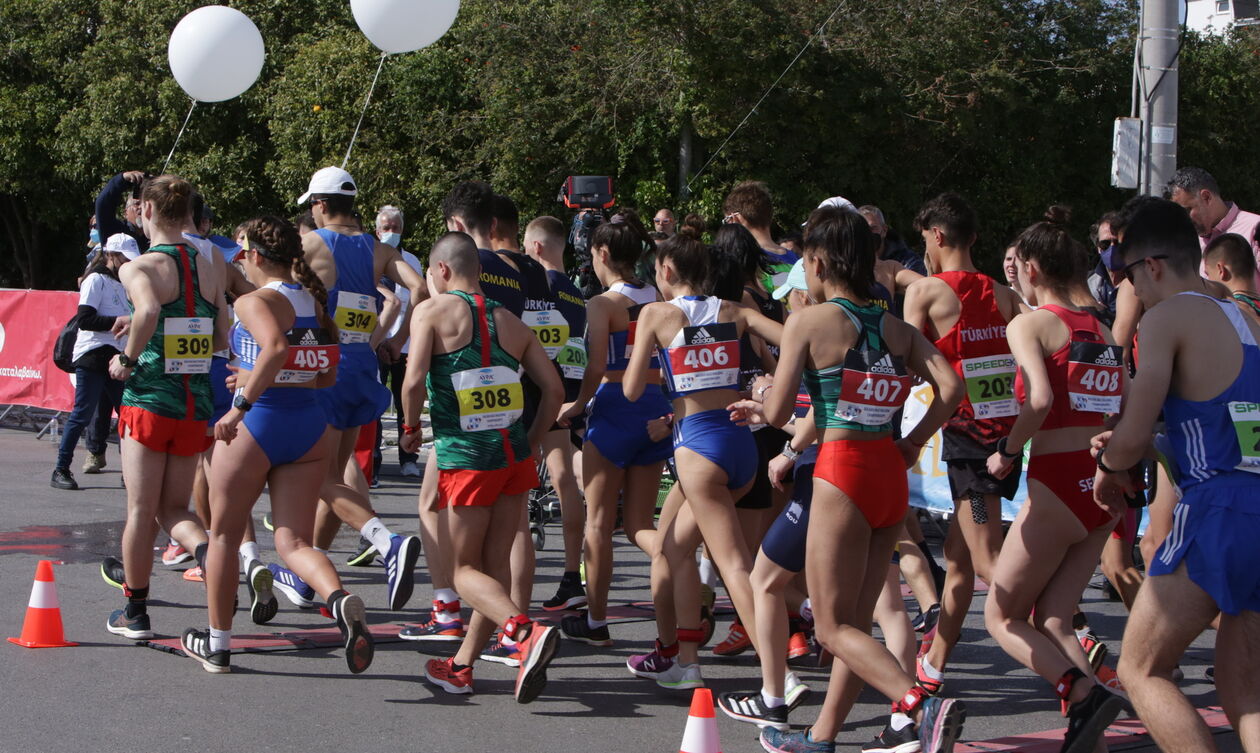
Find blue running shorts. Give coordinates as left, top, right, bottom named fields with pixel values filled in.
left=585, top=382, right=673, bottom=468
left=243, top=388, right=328, bottom=466
left=318, top=348, right=391, bottom=431
left=672, top=409, right=757, bottom=490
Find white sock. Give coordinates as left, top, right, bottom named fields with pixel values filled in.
left=500, top=633, right=518, bottom=647
left=919, top=656, right=944, bottom=681
left=360, top=517, right=394, bottom=557
left=587, top=614, right=608, bottom=630
left=313, top=546, right=328, bottom=555
left=698, top=555, right=718, bottom=588
left=800, top=598, right=813, bottom=622
left=209, top=627, right=231, bottom=653
left=434, top=588, right=459, bottom=606
left=168, top=537, right=179, bottom=547
left=891, top=712, right=913, bottom=731
left=238, top=541, right=260, bottom=566
left=1074, top=627, right=1092, bottom=640
left=761, top=689, right=786, bottom=709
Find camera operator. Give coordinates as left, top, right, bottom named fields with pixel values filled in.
left=95, top=170, right=150, bottom=253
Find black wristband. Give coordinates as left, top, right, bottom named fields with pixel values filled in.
left=1096, top=449, right=1123, bottom=474
left=996, top=436, right=1021, bottom=459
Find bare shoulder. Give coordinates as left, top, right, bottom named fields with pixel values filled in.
left=905, top=275, right=950, bottom=301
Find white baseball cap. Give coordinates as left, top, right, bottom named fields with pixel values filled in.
left=817, top=196, right=857, bottom=212
left=297, top=166, right=358, bottom=205
left=104, top=233, right=140, bottom=261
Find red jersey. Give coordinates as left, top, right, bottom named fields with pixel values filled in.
left=1014, top=305, right=1121, bottom=430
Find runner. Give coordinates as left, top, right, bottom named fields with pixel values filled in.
left=1094, top=198, right=1260, bottom=753
left=749, top=205, right=966, bottom=753
left=1204, top=232, right=1260, bottom=325
left=557, top=214, right=672, bottom=647
left=399, top=232, right=563, bottom=703
left=982, top=213, right=1126, bottom=753
left=181, top=216, right=372, bottom=674
left=103, top=175, right=227, bottom=640
left=293, top=167, right=425, bottom=612
left=523, top=215, right=590, bottom=614
left=620, top=226, right=783, bottom=689
left=902, top=193, right=1028, bottom=693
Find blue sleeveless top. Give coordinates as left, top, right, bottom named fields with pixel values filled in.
left=230, top=282, right=338, bottom=385
left=316, top=228, right=381, bottom=356
left=606, top=282, right=660, bottom=371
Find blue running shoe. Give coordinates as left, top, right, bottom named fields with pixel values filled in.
left=267, top=563, right=317, bottom=609
left=107, top=608, right=153, bottom=640
left=760, top=727, right=835, bottom=753
left=917, top=696, right=966, bottom=753
left=384, top=535, right=420, bottom=611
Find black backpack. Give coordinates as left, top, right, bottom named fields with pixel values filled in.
left=52, top=313, right=81, bottom=373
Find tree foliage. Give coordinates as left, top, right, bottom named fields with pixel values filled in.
left=1, top=0, right=1256, bottom=289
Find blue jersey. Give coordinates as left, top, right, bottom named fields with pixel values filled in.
left=316, top=229, right=381, bottom=357
left=606, top=281, right=660, bottom=371
left=230, top=282, right=338, bottom=385
left=478, top=248, right=526, bottom=317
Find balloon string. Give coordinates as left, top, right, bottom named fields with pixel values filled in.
left=162, top=100, right=198, bottom=174
left=343, top=52, right=388, bottom=169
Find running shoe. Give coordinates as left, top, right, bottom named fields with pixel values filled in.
left=542, top=576, right=587, bottom=611
left=330, top=592, right=374, bottom=674
left=400, top=460, right=421, bottom=477
left=245, top=559, right=278, bottom=625
left=384, top=534, right=421, bottom=610
left=106, top=608, right=153, bottom=640
left=100, top=556, right=126, bottom=590
left=1094, top=665, right=1134, bottom=714
left=181, top=627, right=230, bottom=674
left=917, top=624, right=937, bottom=658
left=714, top=622, right=752, bottom=656
left=626, top=644, right=676, bottom=680
left=267, top=563, right=318, bottom=609
left=1061, top=685, right=1122, bottom=753
left=917, top=696, right=966, bottom=753
left=786, top=671, right=810, bottom=710
left=346, top=537, right=380, bottom=567
left=514, top=623, right=560, bottom=704
left=862, top=722, right=919, bottom=753
left=787, top=630, right=811, bottom=661
left=480, top=634, right=522, bottom=667
left=50, top=467, right=78, bottom=490
left=426, top=657, right=473, bottom=695
left=654, top=661, right=703, bottom=690
left=262, top=513, right=274, bottom=532
left=183, top=565, right=205, bottom=582
left=699, top=583, right=717, bottom=613
left=760, top=727, right=836, bottom=753
left=699, top=603, right=715, bottom=647
left=559, top=613, right=613, bottom=646
left=718, top=691, right=789, bottom=731
left=82, top=453, right=106, bottom=474
left=1078, top=632, right=1109, bottom=673
left=915, top=656, right=944, bottom=695
left=1205, top=666, right=1214, bottom=683
left=912, top=604, right=941, bottom=634
left=161, top=542, right=193, bottom=567
left=399, top=608, right=465, bottom=642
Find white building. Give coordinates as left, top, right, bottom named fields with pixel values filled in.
left=1185, top=0, right=1259, bottom=34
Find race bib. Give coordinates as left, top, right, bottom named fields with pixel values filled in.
left=163, top=317, right=213, bottom=374
left=666, top=322, right=740, bottom=393
left=276, top=327, right=339, bottom=384
left=333, top=291, right=377, bottom=344
left=452, top=365, right=524, bottom=432
left=522, top=309, right=569, bottom=360
left=557, top=337, right=588, bottom=380
left=1066, top=341, right=1123, bottom=414
left=836, top=348, right=912, bottom=426
left=961, top=354, right=1017, bottom=419
left=1228, top=401, right=1260, bottom=473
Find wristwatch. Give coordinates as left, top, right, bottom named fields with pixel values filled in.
left=117, top=353, right=135, bottom=368
left=233, top=394, right=253, bottom=413
left=995, top=436, right=1021, bottom=459
left=781, top=441, right=801, bottom=462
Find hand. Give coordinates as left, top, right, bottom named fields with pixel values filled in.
left=377, top=342, right=397, bottom=365
left=727, top=399, right=765, bottom=427
left=556, top=401, right=582, bottom=428
left=1092, top=467, right=1132, bottom=516
left=108, top=354, right=133, bottom=381
left=224, top=363, right=241, bottom=391
left=400, top=429, right=423, bottom=455
left=122, top=170, right=146, bottom=184
left=1089, top=430, right=1113, bottom=459
left=110, top=315, right=131, bottom=338
left=215, top=409, right=243, bottom=444
left=767, top=452, right=795, bottom=491
left=986, top=451, right=1016, bottom=479
left=895, top=437, right=924, bottom=469
left=750, top=375, right=774, bottom=403
left=646, top=415, right=672, bottom=443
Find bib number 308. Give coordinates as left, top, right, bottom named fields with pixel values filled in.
left=452, top=366, right=523, bottom=432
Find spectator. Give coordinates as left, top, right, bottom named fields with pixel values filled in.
left=1087, top=211, right=1121, bottom=315
left=722, top=180, right=799, bottom=295
left=374, top=204, right=422, bottom=478
left=1002, top=243, right=1023, bottom=300
left=859, top=204, right=928, bottom=275
left=1166, top=166, right=1260, bottom=282
left=95, top=170, right=149, bottom=253
left=653, top=208, right=677, bottom=237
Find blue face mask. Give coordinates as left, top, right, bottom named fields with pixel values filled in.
left=89, top=229, right=101, bottom=245
left=379, top=232, right=401, bottom=248
left=1100, top=246, right=1115, bottom=272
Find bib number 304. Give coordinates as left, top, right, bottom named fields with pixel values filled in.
left=334, top=291, right=377, bottom=344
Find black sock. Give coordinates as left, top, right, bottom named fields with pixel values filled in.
left=194, top=542, right=208, bottom=569
left=123, top=589, right=148, bottom=619
left=327, top=589, right=349, bottom=615
left=561, top=571, right=581, bottom=584
left=451, top=662, right=471, bottom=673
left=1072, top=611, right=1089, bottom=631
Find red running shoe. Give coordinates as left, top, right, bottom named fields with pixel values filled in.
left=713, top=622, right=752, bottom=656
left=425, top=657, right=473, bottom=695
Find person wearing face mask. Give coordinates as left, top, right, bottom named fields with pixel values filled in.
left=95, top=170, right=150, bottom=253
left=373, top=204, right=424, bottom=479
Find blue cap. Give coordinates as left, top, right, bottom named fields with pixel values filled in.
left=772, top=259, right=808, bottom=300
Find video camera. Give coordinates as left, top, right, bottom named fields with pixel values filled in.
left=558, top=176, right=615, bottom=210
left=559, top=176, right=615, bottom=298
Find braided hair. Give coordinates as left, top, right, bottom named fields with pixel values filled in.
left=241, top=216, right=338, bottom=338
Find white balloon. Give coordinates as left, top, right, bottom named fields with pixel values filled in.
left=168, top=6, right=265, bottom=102
left=351, top=0, right=460, bottom=55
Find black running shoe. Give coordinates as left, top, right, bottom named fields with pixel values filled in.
left=50, top=467, right=78, bottom=490
left=912, top=603, right=941, bottom=635
left=346, top=537, right=380, bottom=567
left=106, top=608, right=153, bottom=640
left=1062, top=684, right=1123, bottom=753
left=542, top=575, right=587, bottom=611
left=100, top=556, right=125, bottom=590
left=181, top=628, right=230, bottom=673
left=331, top=592, right=374, bottom=674
left=559, top=613, right=612, bottom=646
left=717, top=691, right=789, bottom=731
left=862, top=722, right=919, bottom=753
left=245, top=559, right=278, bottom=625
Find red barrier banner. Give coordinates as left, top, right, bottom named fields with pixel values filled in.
left=0, top=289, right=78, bottom=413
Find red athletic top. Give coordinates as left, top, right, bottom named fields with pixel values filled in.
left=930, top=271, right=1017, bottom=445
left=1014, top=305, right=1122, bottom=430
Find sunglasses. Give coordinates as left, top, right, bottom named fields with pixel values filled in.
left=653, top=218, right=670, bottom=224
left=722, top=212, right=739, bottom=225
left=1096, top=239, right=1115, bottom=251
left=1120, top=254, right=1168, bottom=283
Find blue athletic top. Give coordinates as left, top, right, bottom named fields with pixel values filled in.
left=1163, top=292, right=1260, bottom=492
left=607, top=281, right=660, bottom=371
left=478, top=248, right=526, bottom=316
left=317, top=229, right=381, bottom=357
left=229, top=282, right=338, bottom=384
left=871, top=280, right=894, bottom=312
left=658, top=296, right=741, bottom=400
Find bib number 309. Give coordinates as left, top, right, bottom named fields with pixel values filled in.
left=163, top=317, right=213, bottom=374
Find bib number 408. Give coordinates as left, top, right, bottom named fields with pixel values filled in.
left=1077, top=368, right=1120, bottom=393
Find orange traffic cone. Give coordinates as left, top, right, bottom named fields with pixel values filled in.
left=679, top=688, right=723, bottom=753
left=8, top=560, right=77, bottom=648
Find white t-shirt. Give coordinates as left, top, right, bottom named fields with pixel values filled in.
left=73, top=272, right=129, bottom=361
left=385, top=250, right=424, bottom=355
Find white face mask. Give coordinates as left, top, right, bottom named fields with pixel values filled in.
left=379, top=232, right=401, bottom=248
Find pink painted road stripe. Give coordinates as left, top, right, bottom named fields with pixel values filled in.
left=956, top=707, right=1230, bottom=752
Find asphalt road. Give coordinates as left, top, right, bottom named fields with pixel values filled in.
left=0, top=424, right=1232, bottom=753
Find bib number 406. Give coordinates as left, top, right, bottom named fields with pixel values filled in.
left=682, top=347, right=730, bottom=369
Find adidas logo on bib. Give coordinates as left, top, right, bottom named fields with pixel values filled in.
left=690, top=327, right=715, bottom=344
left=870, top=354, right=898, bottom=375
left=299, top=329, right=319, bottom=346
